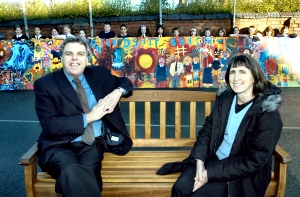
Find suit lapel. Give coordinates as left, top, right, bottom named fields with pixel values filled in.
left=53, top=69, right=83, bottom=111
left=84, top=67, right=104, bottom=101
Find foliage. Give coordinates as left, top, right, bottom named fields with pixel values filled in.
left=0, top=0, right=299, bottom=22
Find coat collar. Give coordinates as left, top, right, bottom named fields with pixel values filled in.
left=217, top=84, right=281, bottom=112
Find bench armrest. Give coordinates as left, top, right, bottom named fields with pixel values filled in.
left=274, top=144, right=292, bottom=164
left=19, top=142, right=38, bottom=166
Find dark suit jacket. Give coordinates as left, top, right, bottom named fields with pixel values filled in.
left=34, top=66, right=133, bottom=166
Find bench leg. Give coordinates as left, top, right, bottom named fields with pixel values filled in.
left=23, top=162, right=37, bottom=197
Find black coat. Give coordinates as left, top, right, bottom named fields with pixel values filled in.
left=34, top=66, right=133, bottom=166
left=189, top=85, right=282, bottom=197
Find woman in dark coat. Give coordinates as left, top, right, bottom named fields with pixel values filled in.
left=172, top=54, right=282, bottom=197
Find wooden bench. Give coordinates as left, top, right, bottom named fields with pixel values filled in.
left=19, top=89, right=292, bottom=197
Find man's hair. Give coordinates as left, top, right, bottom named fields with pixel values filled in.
left=225, top=54, right=271, bottom=96
left=59, top=36, right=89, bottom=56
left=120, top=24, right=127, bottom=29
left=104, top=22, right=111, bottom=26
left=172, top=27, right=179, bottom=33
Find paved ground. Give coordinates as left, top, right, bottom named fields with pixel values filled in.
left=0, top=88, right=299, bottom=197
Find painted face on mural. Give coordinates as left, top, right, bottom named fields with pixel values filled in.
left=158, top=57, right=165, bottom=65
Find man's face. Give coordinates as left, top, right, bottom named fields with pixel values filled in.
left=173, top=30, right=179, bottom=37
left=62, top=42, right=88, bottom=78
left=104, top=24, right=111, bottom=32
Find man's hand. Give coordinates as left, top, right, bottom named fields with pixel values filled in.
left=102, top=88, right=123, bottom=113
left=193, top=160, right=208, bottom=192
left=85, top=89, right=122, bottom=123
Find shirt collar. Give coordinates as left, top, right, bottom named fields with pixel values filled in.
left=64, top=69, right=84, bottom=85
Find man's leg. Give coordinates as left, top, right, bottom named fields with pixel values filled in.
left=45, top=139, right=105, bottom=197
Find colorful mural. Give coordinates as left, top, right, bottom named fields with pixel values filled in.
left=0, top=36, right=299, bottom=90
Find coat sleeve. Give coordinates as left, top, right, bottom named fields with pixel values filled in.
left=34, top=76, right=85, bottom=140
left=207, top=109, right=282, bottom=181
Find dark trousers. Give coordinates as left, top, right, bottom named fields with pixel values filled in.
left=44, top=137, right=106, bottom=197
left=172, top=163, right=228, bottom=197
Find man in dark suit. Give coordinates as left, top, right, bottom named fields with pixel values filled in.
left=34, top=36, right=133, bottom=197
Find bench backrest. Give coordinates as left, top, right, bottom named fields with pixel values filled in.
left=120, top=90, right=216, bottom=148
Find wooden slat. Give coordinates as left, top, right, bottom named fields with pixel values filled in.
left=132, top=139, right=195, bottom=147
left=190, top=101, right=196, bottom=139
left=204, top=101, right=211, bottom=118
left=175, top=102, right=181, bottom=139
left=129, top=102, right=136, bottom=139
left=160, top=102, right=166, bottom=139
left=145, top=102, right=151, bottom=139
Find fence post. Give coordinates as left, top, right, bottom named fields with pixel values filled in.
left=233, top=0, right=236, bottom=29
left=89, top=0, right=94, bottom=38
left=22, top=0, right=29, bottom=38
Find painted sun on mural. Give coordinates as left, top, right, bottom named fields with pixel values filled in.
left=0, top=36, right=299, bottom=90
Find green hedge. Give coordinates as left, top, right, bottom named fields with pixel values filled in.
left=0, top=0, right=299, bottom=23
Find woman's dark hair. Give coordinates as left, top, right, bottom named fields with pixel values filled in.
left=225, top=54, right=271, bottom=96
left=14, top=24, right=22, bottom=30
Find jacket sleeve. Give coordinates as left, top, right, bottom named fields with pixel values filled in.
left=207, top=109, right=282, bottom=181
left=34, top=77, right=85, bottom=140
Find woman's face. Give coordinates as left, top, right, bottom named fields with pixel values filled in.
left=63, top=27, right=71, bottom=35
left=190, top=30, right=196, bottom=36
left=79, top=30, right=86, bottom=38
left=233, top=28, right=239, bottom=34
left=120, top=26, right=127, bottom=35
left=218, top=30, right=224, bottom=37
left=157, top=27, right=163, bottom=35
left=141, top=27, right=146, bottom=34
left=229, top=65, right=254, bottom=99
left=204, top=30, right=211, bottom=37
left=52, top=29, right=58, bottom=36
left=266, top=31, right=272, bottom=37
left=15, top=27, right=22, bottom=35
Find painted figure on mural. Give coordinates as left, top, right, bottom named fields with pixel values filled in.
left=154, top=56, right=168, bottom=88
left=211, top=49, right=222, bottom=88
left=183, top=56, right=193, bottom=87
left=43, top=43, right=61, bottom=62
left=202, top=48, right=214, bottom=87
left=170, top=56, right=183, bottom=88
left=220, top=50, right=230, bottom=83
left=192, top=55, right=200, bottom=82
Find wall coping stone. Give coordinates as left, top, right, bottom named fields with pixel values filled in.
left=1, top=12, right=300, bottom=27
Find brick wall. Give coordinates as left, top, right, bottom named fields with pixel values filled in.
left=0, top=15, right=299, bottom=39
